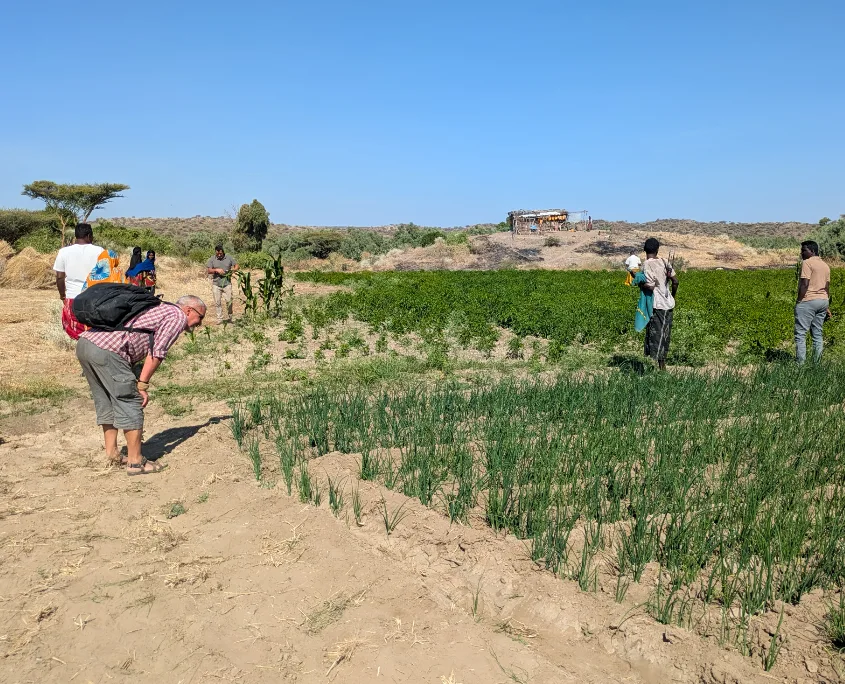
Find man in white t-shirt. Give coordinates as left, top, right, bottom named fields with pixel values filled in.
left=623, top=252, right=642, bottom=285
left=638, top=237, right=678, bottom=370
left=624, top=253, right=641, bottom=272
left=53, top=223, right=103, bottom=339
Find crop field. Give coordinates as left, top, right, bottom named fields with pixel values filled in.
left=296, top=268, right=845, bottom=363
left=234, top=361, right=845, bottom=669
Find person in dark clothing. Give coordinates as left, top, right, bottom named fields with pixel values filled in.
left=126, top=250, right=157, bottom=295
left=128, top=247, right=142, bottom=271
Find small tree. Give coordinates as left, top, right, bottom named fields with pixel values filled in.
left=812, top=217, right=845, bottom=259
left=233, top=199, right=270, bottom=252
left=22, top=180, right=129, bottom=246
left=819, top=217, right=832, bottom=226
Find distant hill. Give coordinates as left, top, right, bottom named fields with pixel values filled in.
left=595, top=218, right=816, bottom=239
left=99, top=215, right=818, bottom=240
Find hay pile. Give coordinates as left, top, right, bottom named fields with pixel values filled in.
left=0, top=247, right=56, bottom=289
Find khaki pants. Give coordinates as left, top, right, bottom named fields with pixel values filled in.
left=212, top=282, right=233, bottom=322
left=77, top=338, right=144, bottom=431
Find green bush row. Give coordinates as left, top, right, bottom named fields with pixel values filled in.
left=0, top=209, right=61, bottom=246
left=5, top=214, right=506, bottom=265
left=295, top=268, right=845, bottom=363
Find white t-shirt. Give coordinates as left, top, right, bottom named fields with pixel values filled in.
left=52, top=243, right=103, bottom=299
left=624, top=254, right=642, bottom=270
left=643, top=257, right=677, bottom=311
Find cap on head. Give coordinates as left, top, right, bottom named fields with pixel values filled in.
left=644, top=237, right=660, bottom=254
left=75, top=223, right=93, bottom=240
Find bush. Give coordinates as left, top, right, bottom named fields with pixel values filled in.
left=0, top=209, right=61, bottom=245
left=445, top=231, right=468, bottom=246
left=737, top=236, right=801, bottom=250
left=238, top=251, right=272, bottom=269
left=339, top=230, right=386, bottom=260
left=812, top=218, right=845, bottom=259
left=820, top=217, right=832, bottom=227
left=233, top=199, right=269, bottom=252
left=545, top=235, right=561, bottom=247
left=93, top=220, right=175, bottom=255
left=15, top=226, right=62, bottom=252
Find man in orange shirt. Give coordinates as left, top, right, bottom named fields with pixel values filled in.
left=795, top=240, right=830, bottom=364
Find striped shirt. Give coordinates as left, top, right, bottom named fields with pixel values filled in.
left=81, top=304, right=188, bottom=364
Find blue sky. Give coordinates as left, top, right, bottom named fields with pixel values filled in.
left=1, top=1, right=842, bottom=226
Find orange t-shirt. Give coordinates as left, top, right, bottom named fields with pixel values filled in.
left=799, top=256, right=830, bottom=302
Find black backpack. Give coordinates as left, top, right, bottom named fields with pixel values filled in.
left=72, top=283, right=162, bottom=335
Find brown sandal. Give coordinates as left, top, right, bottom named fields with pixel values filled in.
left=126, top=458, right=166, bottom=476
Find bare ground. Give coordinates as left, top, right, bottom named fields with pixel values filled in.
left=373, top=230, right=797, bottom=272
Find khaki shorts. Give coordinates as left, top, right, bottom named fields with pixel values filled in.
left=76, top=338, right=144, bottom=430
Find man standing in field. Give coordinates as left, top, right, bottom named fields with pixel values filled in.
left=53, top=223, right=104, bottom=339
left=624, top=251, right=642, bottom=286
left=795, top=240, right=830, bottom=364
left=76, top=294, right=207, bottom=474
left=207, top=245, right=238, bottom=324
left=639, top=237, right=678, bottom=371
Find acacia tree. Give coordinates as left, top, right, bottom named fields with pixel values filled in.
left=233, top=199, right=270, bottom=252
left=22, top=180, right=129, bottom=246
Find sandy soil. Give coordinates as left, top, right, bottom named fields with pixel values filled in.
left=0, top=286, right=839, bottom=684
left=2, top=395, right=827, bottom=684
left=373, top=230, right=795, bottom=272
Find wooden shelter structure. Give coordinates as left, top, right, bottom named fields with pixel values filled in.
left=507, top=209, right=589, bottom=235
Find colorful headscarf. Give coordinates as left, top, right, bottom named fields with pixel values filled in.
left=82, top=249, right=125, bottom=292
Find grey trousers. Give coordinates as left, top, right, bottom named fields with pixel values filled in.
left=76, top=338, right=144, bottom=430
left=794, top=298, right=828, bottom=364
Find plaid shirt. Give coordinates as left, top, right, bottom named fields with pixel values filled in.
left=81, top=304, right=188, bottom=364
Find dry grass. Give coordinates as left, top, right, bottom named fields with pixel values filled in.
left=440, top=672, right=463, bottom=684
left=128, top=517, right=186, bottom=554
left=34, top=603, right=57, bottom=622
left=383, top=617, right=428, bottom=646
left=325, top=634, right=368, bottom=677
left=259, top=524, right=306, bottom=567
left=40, top=299, right=75, bottom=351
left=302, top=589, right=367, bottom=634
left=0, top=247, right=55, bottom=289
left=163, top=556, right=222, bottom=587
left=496, top=617, right=538, bottom=640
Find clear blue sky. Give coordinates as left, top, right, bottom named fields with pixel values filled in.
left=1, top=1, right=842, bottom=226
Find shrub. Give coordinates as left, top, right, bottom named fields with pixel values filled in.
left=0, top=209, right=61, bottom=245
left=339, top=230, right=386, bottom=260
left=737, top=236, right=801, bottom=250
left=238, top=250, right=272, bottom=269
left=545, top=235, right=561, bottom=247
left=233, top=199, right=270, bottom=252
left=15, top=226, right=62, bottom=252
left=445, top=231, right=468, bottom=246
left=93, top=220, right=174, bottom=255
left=812, top=218, right=845, bottom=259
left=820, top=217, right=832, bottom=226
